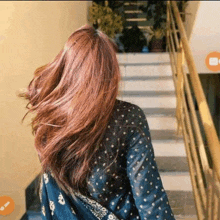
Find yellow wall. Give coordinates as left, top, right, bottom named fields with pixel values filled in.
left=0, top=1, right=88, bottom=219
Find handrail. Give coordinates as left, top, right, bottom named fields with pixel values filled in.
left=171, top=1, right=220, bottom=181
left=167, top=1, right=220, bottom=219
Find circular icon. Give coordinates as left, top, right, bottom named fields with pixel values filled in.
left=0, top=196, right=15, bottom=216
left=205, top=51, right=220, bottom=72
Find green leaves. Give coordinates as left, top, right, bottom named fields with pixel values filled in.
left=89, top=2, right=123, bottom=39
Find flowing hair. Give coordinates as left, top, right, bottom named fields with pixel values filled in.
left=20, top=24, right=121, bottom=195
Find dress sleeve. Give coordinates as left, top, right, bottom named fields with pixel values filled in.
left=125, top=104, right=176, bottom=220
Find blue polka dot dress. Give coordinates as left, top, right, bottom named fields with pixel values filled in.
left=39, top=99, right=176, bottom=220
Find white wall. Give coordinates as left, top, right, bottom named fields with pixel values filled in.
left=0, top=1, right=89, bottom=219
left=184, top=1, right=200, bottom=41
left=188, top=1, right=220, bottom=73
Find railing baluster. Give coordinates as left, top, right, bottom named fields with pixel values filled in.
left=181, top=63, right=210, bottom=183
left=167, top=1, right=220, bottom=219
left=181, top=78, right=207, bottom=211
left=175, top=42, right=184, bottom=136
left=180, top=107, right=205, bottom=219
left=169, top=30, right=177, bottom=67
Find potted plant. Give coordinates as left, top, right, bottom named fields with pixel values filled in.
left=139, top=0, right=189, bottom=52
left=119, top=25, right=147, bottom=53
left=88, top=2, right=123, bottom=39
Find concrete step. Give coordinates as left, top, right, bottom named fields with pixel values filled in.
left=117, top=52, right=170, bottom=65
left=176, top=216, right=197, bottom=220
left=120, top=90, right=176, bottom=97
left=124, top=2, right=147, bottom=6
left=120, top=64, right=172, bottom=78
left=143, top=108, right=176, bottom=117
left=125, top=20, right=154, bottom=27
left=161, top=172, right=192, bottom=191
left=125, top=13, right=147, bottom=19
left=152, top=139, right=186, bottom=157
left=123, top=5, right=146, bottom=11
left=147, top=116, right=177, bottom=130
left=150, top=130, right=183, bottom=141
left=120, top=79, right=175, bottom=91
left=166, top=190, right=196, bottom=217
left=117, top=96, right=176, bottom=108
left=122, top=75, right=173, bottom=81
left=157, top=157, right=189, bottom=172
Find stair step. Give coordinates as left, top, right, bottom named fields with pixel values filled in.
left=119, top=62, right=171, bottom=66
left=122, top=75, right=173, bottom=81
left=120, top=91, right=176, bottom=97
left=157, top=157, right=189, bottom=172
left=147, top=116, right=177, bottom=130
left=161, top=172, right=192, bottom=191
left=143, top=108, right=176, bottom=117
left=120, top=79, right=175, bottom=91
left=119, top=64, right=172, bottom=77
left=117, top=53, right=170, bottom=64
left=125, top=13, right=148, bottom=19
left=176, top=216, right=198, bottom=220
left=151, top=130, right=183, bottom=141
left=166, top=191, right=196, bottom=217
left=124, top=5, right=145, bottom=11
left=124, top=2, right=147, bottom=6
left=152, top=139, right=186, bottom=157
left=125, top=20, right=154, bottom=27
left=117, top=96, right=176, bottom=108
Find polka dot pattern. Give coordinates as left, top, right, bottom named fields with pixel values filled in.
left=39, top=99, right=175, bottom=220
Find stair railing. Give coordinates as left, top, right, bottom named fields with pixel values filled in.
left=166, top=1, right=220, bottom=219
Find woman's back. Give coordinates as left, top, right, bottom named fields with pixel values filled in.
left=39, top=99, right=175, bottom=220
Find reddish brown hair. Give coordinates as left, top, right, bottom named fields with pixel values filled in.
left=20, top=24, right=121, bottom=195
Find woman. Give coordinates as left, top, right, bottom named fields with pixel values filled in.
left=21, top=24, right=175, bottom=220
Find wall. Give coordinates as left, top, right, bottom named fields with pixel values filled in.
left=184, top=1, right=200, bottom=41
left=0, top=1, right=88, bottom=219
left=187, top=1, right=220, bottom=73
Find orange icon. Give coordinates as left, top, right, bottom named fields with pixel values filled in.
left=205, top=51, right=220, bottom=72
left=0, top=196, right=15, bottom=216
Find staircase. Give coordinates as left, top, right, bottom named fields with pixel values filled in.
left=117, top=52, right=197, bottom=220
left=123, top=1, right=151, bottom=31
left=113, top=1, right=153, bottom=32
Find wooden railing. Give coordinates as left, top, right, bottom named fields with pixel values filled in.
left=167, top=1, right=220, bottom=219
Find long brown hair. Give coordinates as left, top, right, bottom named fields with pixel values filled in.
left=20, top=24, right=121, bottom=195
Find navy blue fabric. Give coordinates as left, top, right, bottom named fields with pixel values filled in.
left=39, top=99, right=176, bottom=220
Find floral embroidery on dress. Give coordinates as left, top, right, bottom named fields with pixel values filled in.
left=58, top=193, right=65, bottom=205
left=42, top=205, right=46, bottom=216
left=43, top=173, right=49, bottom=184
left=49, top=200, right=55, bottom=216
left=74, top=191, right=119, bottom=220
left=39, top=177, right=43, bottom=202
